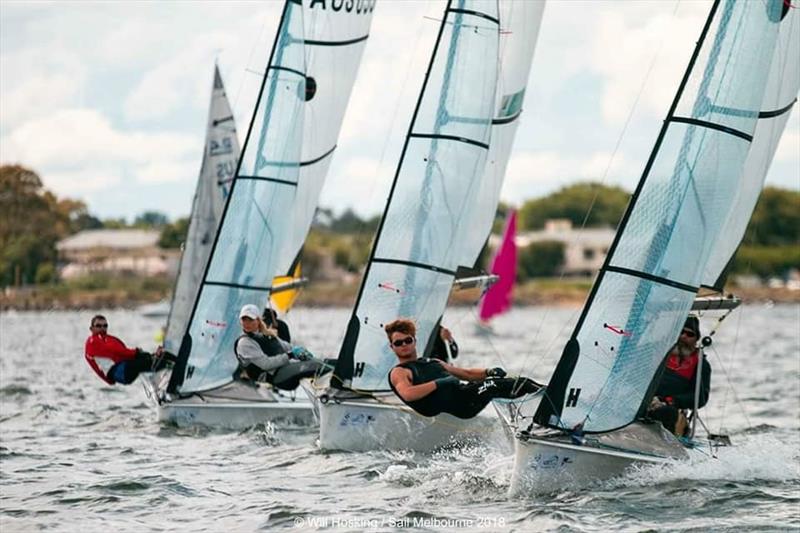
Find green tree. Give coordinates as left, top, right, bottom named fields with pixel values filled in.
left=134, top=210, right=169, bottom=228
left=519, top=182, right=630, bottom=230
left=518, top=241, right=565, bottom=280
left=0, top=165, right=78, bottom=286
left=742, top=187, right=800, bottom=246
left=159, top=217, right=190, bottom=248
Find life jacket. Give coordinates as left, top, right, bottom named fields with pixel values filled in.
left=234, top=331, right=288, bottom=382
left=388, top=358, right=452, bottom=417
left=665, top=350, right=699, bottom=380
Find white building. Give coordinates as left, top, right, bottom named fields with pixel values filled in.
left=514, top=219, right=615, bottom=277
left=57, top=229, right=179, bottom=279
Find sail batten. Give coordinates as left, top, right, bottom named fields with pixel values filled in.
left=534, top=0, right=798, bottom=433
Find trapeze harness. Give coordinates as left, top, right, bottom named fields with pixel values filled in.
left=388, top=358, right=540, bottom=420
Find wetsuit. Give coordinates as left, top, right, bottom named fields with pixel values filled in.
left=84, top=333, right=174, bottom=385
left=648, top=349, right=711, bottom=433
left=388, top=358, right=540, bottom=419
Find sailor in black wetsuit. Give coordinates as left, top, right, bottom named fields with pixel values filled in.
left=385, top=318, right=542, bottom=419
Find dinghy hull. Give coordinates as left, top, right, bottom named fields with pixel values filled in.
left=509, top=422, right=687, bottom=494
left=315, top=394, right=491, bottom=452
left=144, top=379, right=315, bottom=429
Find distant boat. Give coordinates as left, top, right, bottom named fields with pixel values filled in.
left=502, top=0, right=800, bottom=493
left=478, top=209, right=517, bottom=332
left=138, top=299, right=171, bottom=319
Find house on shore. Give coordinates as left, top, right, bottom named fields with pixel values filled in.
left=57, top=229, right=179, bottom=279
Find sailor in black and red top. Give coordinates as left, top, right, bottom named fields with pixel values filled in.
left=648, top=316, right=712, bottom=434
left=84, top=315, right=174, bottom=385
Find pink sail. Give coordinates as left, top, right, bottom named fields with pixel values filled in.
left=479, top=209, right=517, bottom=322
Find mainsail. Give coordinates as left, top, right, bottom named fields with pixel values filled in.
left=535, top=0, right=799, bottom=433
left=163, top=65, right=240, bottom=355
left=168, top=0, right=375, bottom=394
left=479, top=209, right=517, bottom=323
left=334, top=0, right=544, bottom=392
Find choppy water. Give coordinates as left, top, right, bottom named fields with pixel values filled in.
left=1, top=305, right=798, bottom=532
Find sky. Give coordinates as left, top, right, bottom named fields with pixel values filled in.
left=1, top=0, right=798, bottom=222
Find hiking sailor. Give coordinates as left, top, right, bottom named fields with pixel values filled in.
left=386, top=318, right=541, bottom=419
left=234, top=304, right=319, bottom=390
left=647, top=315, right=712, bottom=436
left=84, top=314, right=176, bottom=385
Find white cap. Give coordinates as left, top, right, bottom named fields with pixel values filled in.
left=239, top=304, right=261, bottom=320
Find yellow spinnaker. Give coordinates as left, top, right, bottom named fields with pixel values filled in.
left=270, top=263, right=302, bottom=314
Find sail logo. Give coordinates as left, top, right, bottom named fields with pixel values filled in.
left=354, top=361, right=366, bottom=377
left=565, top=388, right=581, bottom=408
left=307, top=0, right=376, bottom=15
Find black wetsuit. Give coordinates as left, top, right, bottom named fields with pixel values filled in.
left=388, top=358, right=540, bottom=419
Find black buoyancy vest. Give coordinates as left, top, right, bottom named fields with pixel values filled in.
left=388, top=358, right=452, bottom=417
left=234, top=332, right=288, bottom=381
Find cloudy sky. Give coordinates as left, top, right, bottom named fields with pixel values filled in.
left=1, top=0, right=798, bottom=222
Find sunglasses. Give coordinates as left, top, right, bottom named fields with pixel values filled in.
left=241, top=316, right=256, bottom=322
left=681, top=329, right=697, bottom=338
left=391, top=336, right=415, bottom=348
left=93, top=324, right=108, bottom=329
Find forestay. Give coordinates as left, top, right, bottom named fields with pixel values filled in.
left=171, top=0, right=375, bottom=394
left=163, top=65, right=240, bottom=355
left=535, top=0, right=798, bottom=433
left=335, top=0, right=543, bottom=392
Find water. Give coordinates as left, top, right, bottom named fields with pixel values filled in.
left=1, top=305, right=798, bottom=532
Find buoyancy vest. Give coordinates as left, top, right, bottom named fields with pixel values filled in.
left=234, top=331, right=288, bottom=381
left=665, top=350, right=698, bottom=380
left=388, top=358, right=453, bottom=417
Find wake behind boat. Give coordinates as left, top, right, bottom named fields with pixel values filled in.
left=501, top=0, right=799, bottom=494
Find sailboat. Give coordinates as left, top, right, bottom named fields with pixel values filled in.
left=477, top=208, right=517, bottom=331
left=304, top=0, right=546, bottom=452
left=503, top=0, right=799, bottom=492
left=146, top=0, right=376, bottom=429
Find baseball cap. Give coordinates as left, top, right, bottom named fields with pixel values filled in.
left=239, top=304, right=261, bottom=320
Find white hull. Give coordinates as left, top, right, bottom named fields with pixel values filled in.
left=316, top=395, right=492, bottom=452
left=509, top=422, right=688, bottom=494
left=144, top=378, right=315, bottom=429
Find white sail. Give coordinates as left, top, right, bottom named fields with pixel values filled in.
left=170, top=0, right=375, bottom=394
left=459, top=0, right=544, bottom=267
left=163, top=65, right=240, bottom=355
left=702, top=6, right=799, bottom=287
left=534, top=0, right=798, bottom=433
left=334, top=0, right=543, bottom=393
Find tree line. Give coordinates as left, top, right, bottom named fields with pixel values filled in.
left=2, top=164, right=797, bottom=287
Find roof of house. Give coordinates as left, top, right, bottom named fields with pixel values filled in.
left=57, top=229, right=161, bottom=251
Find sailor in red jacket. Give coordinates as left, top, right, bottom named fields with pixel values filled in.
left=84, top=315, right=175, bottom=385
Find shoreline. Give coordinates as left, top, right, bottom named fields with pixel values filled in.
left=2, top=281, right=798, bottom=312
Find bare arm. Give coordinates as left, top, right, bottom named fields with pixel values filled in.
left=389, top=367, right=438, bottom=402
left=437, top=361, right=486, bottom=381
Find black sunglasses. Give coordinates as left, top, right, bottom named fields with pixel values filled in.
left=681, top=329, right=697, bottom=338
left=391, top=336, right=415, bottom=348
left=93, top=323, right=108, bottom=329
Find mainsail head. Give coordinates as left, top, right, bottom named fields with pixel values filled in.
left=534, top=0, right=799, bottom=433
left=169, top=0, right=375, bottom=394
